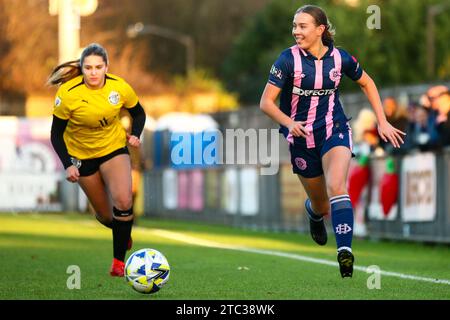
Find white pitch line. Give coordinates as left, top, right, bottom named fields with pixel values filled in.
left=147, top=228, right=450, bottom=286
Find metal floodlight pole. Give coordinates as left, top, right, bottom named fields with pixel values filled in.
left=49, top=0, right=98, bottom=63
left=426, top=1, right=450, bottom=79
left=127, top=22, right=195, bottom=75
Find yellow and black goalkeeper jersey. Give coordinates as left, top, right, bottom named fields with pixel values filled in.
left=53, top=73, right=139, bottom=159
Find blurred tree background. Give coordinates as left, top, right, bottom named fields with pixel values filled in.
left=222, top=0, right=450, bottom=104
left=0, top=0, right=269, bottom=96
left=0, top=0, right=448, bottom=112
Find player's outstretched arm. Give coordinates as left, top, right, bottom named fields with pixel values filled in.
left=356, top=71, right=406, bottom=148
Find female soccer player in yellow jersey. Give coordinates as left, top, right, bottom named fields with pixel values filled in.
left=48, top=43, right=146, bottom=277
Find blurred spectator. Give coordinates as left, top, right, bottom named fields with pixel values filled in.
left=431, top=86, right=450, bottom=147
left=406, top=102, right=417, bottom=123
left=404, top=104, right=440, bottom=151
left=420, top=85, right=449, bottom=111
left=362, top=127, right=381, bottom=152
left=419, top=85, right=444, bottom=128
left=383, top=97, right=409, bottom=132
left=352, top=108, right=383, bottom=156
left=419, top=85, right=450, bottom=146
left=380, top=97, right=409, bottom=153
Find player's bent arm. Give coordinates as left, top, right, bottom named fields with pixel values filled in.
left=126, top=102, right=146, bottom=148
left=127, top=102, right=146, bottom=138
left=356, top=71, right=387, bottom=125
left=260, top=83, right=294, bottom=128
left=50, top=115, right=73, bottom=169
left=128, top=101, right=145, bottom=138
left=260, top=83, right=309, bottom=137
left=356, top=71, right=406, bottom=147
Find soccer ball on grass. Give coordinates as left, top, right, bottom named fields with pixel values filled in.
left=124, top=248, right=170, bottom=294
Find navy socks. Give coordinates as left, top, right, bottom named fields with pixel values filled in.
left=330, top=195, right=354, bottom=253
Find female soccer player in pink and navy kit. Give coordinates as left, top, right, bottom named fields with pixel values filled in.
left=260, top=5, right=405, bottom=277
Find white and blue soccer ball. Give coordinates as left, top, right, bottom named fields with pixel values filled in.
left=125, top=248, right=170, bottom=294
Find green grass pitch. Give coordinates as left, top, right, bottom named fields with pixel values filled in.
left=0, top=212, right=449, bottom=300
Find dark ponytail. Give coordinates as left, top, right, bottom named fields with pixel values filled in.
left=47, top=60, right=82, bottom=86
left=322, top=23, right=335, bottom=46
left=295, top=5, right=335, bottom=46
left=47, top=43, right=109, bottom=86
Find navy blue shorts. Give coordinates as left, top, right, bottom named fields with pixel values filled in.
left=289, top=121, right=354, bottom=178
left=70, top=146, right=129, bottom=177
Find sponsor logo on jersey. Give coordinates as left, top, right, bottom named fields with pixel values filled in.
left=108, top=91, right=120, bottom=105
left=270, top=65, right=283, bottom=80
left=292, top=87, right=337, bottom=97
left=329, top=68, right=341, bottom=82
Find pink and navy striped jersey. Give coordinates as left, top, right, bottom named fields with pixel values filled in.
left=268, top=44, right=363, bottom=147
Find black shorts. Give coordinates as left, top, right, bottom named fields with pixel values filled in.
left=70, top=146, right=129, bottom=177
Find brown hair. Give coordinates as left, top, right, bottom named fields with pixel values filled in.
left=295, top=5, right=335, bottom=46
left=47, top=43, right=109, bottom=86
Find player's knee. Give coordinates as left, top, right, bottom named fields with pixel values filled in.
left=113, top=196, right=133, bottom=212
left=326, top=183, right=348, bottom=198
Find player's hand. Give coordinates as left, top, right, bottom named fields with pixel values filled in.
left=127, top=133, right=141, bottom=148
left=287, top=120, right=310, bottom=138
left=377, top=120, right=406, bottom=148
left=66, top=165, right=80, bottom=183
